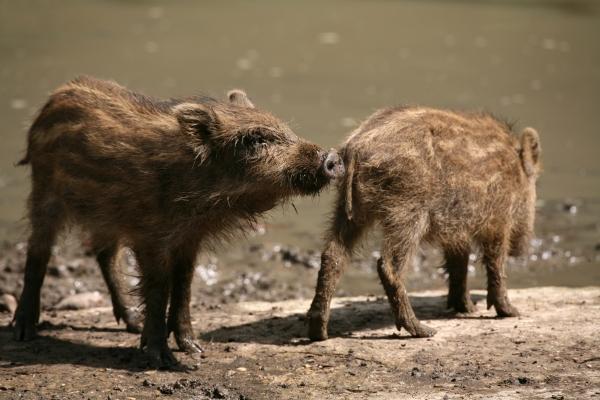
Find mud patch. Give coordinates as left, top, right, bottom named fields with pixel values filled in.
left=1, top=287, right=599, bottom=399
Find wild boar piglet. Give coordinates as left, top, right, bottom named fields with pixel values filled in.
left=13, top=76, right=344, bottom=367
left=308, top=106, right=541, bottom=340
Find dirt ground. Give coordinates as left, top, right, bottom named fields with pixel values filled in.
left=1, top=287, right=599, bottom=399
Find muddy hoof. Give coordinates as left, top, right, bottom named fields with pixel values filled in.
left=176, top=336, right=203, bottom=354
left=142, top=344, right=179, bottom=369
left=405, top=323, right=437, bottom=338
left=495, top=304, right=520, bottom=318
left=487, top=293, right=519, bottom=317
left=12, top=310, right=38, bottom=341
left=307, top=316, right=328, bottom=341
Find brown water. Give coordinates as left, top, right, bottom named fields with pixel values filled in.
left=1, top=0, right=599, bottom=292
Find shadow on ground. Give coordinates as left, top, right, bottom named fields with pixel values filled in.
left=0, top=294, right=489, bottom=370
left=0, top=324, right=149, bottom=371
left=201, top=293, right=488, bottom=345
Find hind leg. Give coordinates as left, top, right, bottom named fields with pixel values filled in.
left=307, top=201, right=366, bottom=341
left=94, top=240, right=142, bottom=333
left=482, top=232, right=519, bottom=317
left=377, top=216, right=436, bottom=338
left=445, top=248, right=476, bottom=313
left=13, top=201, right=63, bottom=340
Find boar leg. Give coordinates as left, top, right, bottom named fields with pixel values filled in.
left=95, top=241, right=141, bottom=333
left=445, top=248, right=476, bottom=313
left=482, top=235, right=519, bottom=317
left=136, top=248, right=177, bottom=368
left=13, top=196, right=63, bottom=341
left=377, top=220, right=436, bottom=338
left=167, top=248, right=202, bottom=354
left=13, top=228, right=57, bottom=340
left=307, top=208, right=365, bottom=341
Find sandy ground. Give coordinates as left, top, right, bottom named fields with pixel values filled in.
left=1, top=286, right=599, bottom=399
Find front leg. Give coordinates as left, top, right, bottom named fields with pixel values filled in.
left=136, top=247, right=177, bottom=368
left=167, top=248, right=202, bottom=354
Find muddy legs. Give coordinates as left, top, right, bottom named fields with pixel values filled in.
left=167, top=250, right=202, bottom=354
left=483, top=237, right=519, bottom=317
left=13, top=195, right=63, bottom=341
left=307, top=209, right=363, bottom=341
left=136, top=248, right=177, bottom=368
left=95, top=243, right=141, bottom=333
left=13, top=229, right=56, bottom=340
left=377, top=234, right=437, bottom=338
left=307, top=240, right=352, bottom=341
left=445, top=248, right=476, bottom=313
left=308, top=209, right=436, bottom=340
left=137, top=244, right=202, bottom=368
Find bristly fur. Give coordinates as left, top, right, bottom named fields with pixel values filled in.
left=12, top=75, right=343, bottom=364
left=308, top=105, right=541, bottom=341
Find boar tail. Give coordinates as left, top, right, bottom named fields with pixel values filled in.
left=344, top=149, right=356, bottom=220
left=519, top=127, right=541, bottom=177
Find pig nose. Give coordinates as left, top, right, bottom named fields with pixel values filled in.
left=322, top=149, right=345, bottom=179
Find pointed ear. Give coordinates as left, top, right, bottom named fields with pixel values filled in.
left=227, top=89, right=255, bottom=108
left=172, top=103, right=218, bottom=135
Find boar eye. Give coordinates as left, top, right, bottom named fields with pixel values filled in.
left=241, top=132, right=271, bottom=149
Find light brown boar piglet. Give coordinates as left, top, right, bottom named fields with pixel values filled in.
left=308, top=106, right=541, bottom=340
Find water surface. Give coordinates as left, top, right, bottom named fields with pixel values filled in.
left=1, top=0, right=598, bottom=291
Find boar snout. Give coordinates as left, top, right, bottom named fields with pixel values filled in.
left=321, top=149, right=345, bottom=179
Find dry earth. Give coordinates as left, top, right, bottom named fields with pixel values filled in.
left=1, top=287, right=599, bottom=399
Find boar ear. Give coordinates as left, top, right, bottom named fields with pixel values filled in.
left=227, top=89, right=255, bottom=108
left=520, top=127, right=541, bottom=177
left=173, top=103, right=218, bottom=135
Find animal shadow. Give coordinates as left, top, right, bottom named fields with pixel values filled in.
left=201, top=293, right=488, bottom=345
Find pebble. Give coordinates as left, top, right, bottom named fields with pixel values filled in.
left=53, top=291, right=103, bottom=310
left=212, top=386, right=229, bottom=399
left=0, top=294, right=17, bottom=315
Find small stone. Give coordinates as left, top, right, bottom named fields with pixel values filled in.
left=212, top=386, right=229, bottom=399
left=158, top=385, right=174, bottom=395
left=53, top=291, right=103, bottom=310
left=0, top=294, right=17, bottom=315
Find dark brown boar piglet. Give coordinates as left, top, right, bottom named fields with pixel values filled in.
left=307, top=107, right=541, bottom=341
left=13, top=76, right=344, bottom=367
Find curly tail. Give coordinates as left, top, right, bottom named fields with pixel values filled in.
left=520, top=127, right=541, bottom=177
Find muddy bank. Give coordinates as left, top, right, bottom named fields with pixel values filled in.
left=1, top=287, right=599, bottom=399
left=1, top=199, right=599, bottom=313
